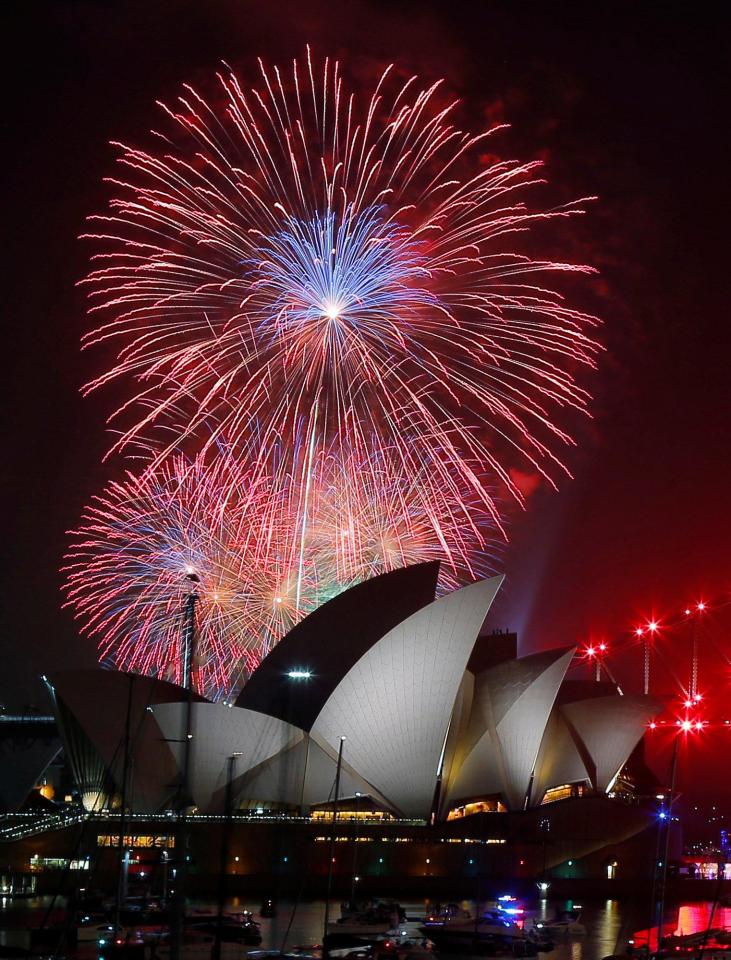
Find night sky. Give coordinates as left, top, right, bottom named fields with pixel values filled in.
left=3, top=2, right=730, bottom=796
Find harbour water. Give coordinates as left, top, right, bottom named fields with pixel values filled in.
left=2, top=896, right=730, bottom=960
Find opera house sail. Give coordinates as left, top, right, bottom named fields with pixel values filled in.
left=44, top=563, right=663, bottom=822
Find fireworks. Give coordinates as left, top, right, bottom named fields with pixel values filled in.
left=309, top=447, right=494, bottom=590
left=63, top=451, right=306, bottom=698
left=66, top=51, right=601, bottom=696
left=81, top=52, right=600, bottom=519
left=63, top=446, right=494, bottom=698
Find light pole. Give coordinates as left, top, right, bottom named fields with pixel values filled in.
left=213, top=753, right=241, bottom=960
left=350, top=792, right=362, bottom=908
left=688, top=601, right=705, bottom=700
left=649, top=720, right=700, bottom=952
left=653, top=735, right=679, bottom=951
left=161, top=850, right=169, bottom=902
left=181, top=571, right=200, bottom=691
left=113, top=674, right=134, bottom=934
left=636, top=621, right=658, bottom=696
left=171, top=570, right=200, bottom=960
left=584, top=643, right=608, bottom=683
left=323, top=737, right=346, bottom=945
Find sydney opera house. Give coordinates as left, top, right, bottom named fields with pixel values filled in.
left=2, top=563, right=667, bottom=893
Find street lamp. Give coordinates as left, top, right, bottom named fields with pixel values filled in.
left=648, top=721, right=702, bottom=951
left=324, top=737, right=346, bottom=943
left=213, top=752, right=242, bottom=960
left=637, top=621, right=658, bottom=695
left=350, top=792, right=362, bottom=908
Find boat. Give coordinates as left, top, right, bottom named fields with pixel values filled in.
left=324, top=926, right=434, bottom=960
left=246, top=952, right=317, bottom=960
left=76, top=920, right=119, bottom=943
left=260, top=899, right=277, bottom=918
left=186, top=916, right=262, bottom=945
left=138, top=928, right=247, bottom=958
left=421, top=906, right=538, bottom=954
left=533, top=908, right=586, bottom=936
left=329, top=901, right=405, bottom=936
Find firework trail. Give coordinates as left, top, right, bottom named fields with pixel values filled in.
left=308, top=446, right=496, bottom=590
left=80, top=51, right=601, bottom=532
left=62, top=450, right=311, bottom=698
left=63, top=445, right=495, bottom=698
left=68, top=52, right=601, bottom=694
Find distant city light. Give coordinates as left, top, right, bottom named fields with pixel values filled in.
left=286, top=669, right=312, bottom=680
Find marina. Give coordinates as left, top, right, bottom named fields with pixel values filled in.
left=2, top=896, right=731, bottom=960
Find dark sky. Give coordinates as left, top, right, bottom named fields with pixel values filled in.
left=2, top=0, right=730, bottom=795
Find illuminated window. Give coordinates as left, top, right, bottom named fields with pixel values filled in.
left=97, top=834, right=175, bottom=849
left=446, top=799, right=506, bottom=820
left=310, top=798, right=394, bottom=822
left=606, top=861, right=617, bottom=880
left=541, top=784, right=587, bottom=805
left=29, top=857, right=90, bottom=872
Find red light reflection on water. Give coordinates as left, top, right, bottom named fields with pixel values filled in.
left=634, top=904, right=731, bottom=949
left=675, top=903, right=731, bottom=936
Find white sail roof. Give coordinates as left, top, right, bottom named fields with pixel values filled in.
left=311, top=576, right=504, bottom=818
left=442, top=647, right=574, bottom=812
left=561, top=694, right=664, bottom=792
left=153, top=702, right=304, bottom=813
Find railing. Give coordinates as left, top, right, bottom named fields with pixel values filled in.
left=0, top=810, right=86, bottom=841
left=0, top=809, right=426, bottom=841
left=0, top=715, right=56, bottom=723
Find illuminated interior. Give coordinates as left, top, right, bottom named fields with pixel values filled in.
left=446, top=798, right=506, bottom=820
left=540, top=783, right=588, bottom=804
left=310, top=806, right=394, bottom=822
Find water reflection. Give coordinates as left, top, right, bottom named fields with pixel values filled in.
left=0, top=895, right=729, bottom=960
left=675, top=903, right=731, bottom=936
left=198, top=898, right=731, bottom=960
